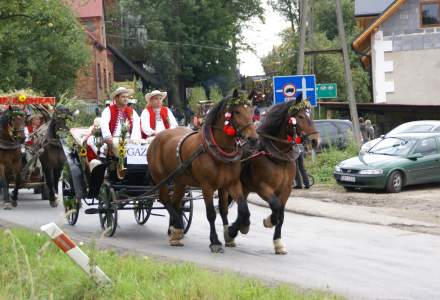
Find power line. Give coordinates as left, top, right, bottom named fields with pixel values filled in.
left=106, top=33, right=233, bottom=51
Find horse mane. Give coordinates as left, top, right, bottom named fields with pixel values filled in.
left=258, top=101, right=291, bottom=136
left=204, top=98, right=228, bottom=129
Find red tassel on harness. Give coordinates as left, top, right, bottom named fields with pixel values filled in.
left=223, top=124, right=237, bottom=136
left=295, top=136, right=302, bottom=144
left=287, top=135, right=293, bottom=142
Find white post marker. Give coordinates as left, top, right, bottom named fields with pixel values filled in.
left=40, top=222, right=112, bottom=285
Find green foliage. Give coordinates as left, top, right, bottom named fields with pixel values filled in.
left=0, top=0, right=90, bottom=97
left=306, top=138, right=359, bottom=185
left=111, top=0, right=264, bottom=104
left=263, top=0, right=371, bottom=102
left=209, top=85, right=223, bottom=103
left=0, top=228, right=342, bottom=300
left=188, top=87, right=207, bottom=113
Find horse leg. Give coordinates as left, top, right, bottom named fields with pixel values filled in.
left=11, top=173, right=22, bottom=207
left=52, top=166, right=63, bottom=205
left=159, top=185, right=183, bottom=247
left=273, top=206, right=287, bottom=254
left=203, top=188, right=223, bottom=253
left=171, top=183, right=186, bottom=235
left=0, top=166, right=11, bottom=210
left=218, top=188, right=235, bottom=247
left=227, top=183, right=250, bottom=238
left=43, top=166, right=57, bottom=207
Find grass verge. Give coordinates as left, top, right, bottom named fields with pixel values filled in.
left=0, top=227, right=342, bottom=300
left=305, top=141, right=359, bottom=186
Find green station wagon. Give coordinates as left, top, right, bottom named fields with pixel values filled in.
left=334, top=133, right=440, bottom=193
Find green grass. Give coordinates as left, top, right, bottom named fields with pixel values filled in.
left=305, top=140, right=359, bottom=186
left=0, top=227, right=342, bottom=300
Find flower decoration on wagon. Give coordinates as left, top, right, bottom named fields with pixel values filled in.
left=18, top=94, right=27, bottom=103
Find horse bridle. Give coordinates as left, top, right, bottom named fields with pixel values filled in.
left=8, top=116, right=25, bottom=141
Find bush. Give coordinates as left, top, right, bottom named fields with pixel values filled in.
left=305, top=138, right=359, bottom=186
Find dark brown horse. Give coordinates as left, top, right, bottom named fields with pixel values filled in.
left=0, top=108, right=26, bottom=209
left=147, top=91, right=258, bottom=253
left=219, top=99, right=319, bottom=254
left=37, top=106, right=71, bottom=207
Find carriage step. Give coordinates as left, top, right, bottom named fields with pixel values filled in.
left=84, top=208, right=99, bottom=214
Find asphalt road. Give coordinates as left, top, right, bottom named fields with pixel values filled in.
left=1, top=190, right=440, bottom=300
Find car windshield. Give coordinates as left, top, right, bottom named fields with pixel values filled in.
left=368, top=137, right=416, bottom=156
left=389, top=124, right=435, bottom=134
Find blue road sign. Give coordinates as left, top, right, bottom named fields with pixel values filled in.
left=273, top=75, right=317, bottom=106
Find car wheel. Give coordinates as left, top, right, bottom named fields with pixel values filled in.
left=386, top=171, right=403, bottom=193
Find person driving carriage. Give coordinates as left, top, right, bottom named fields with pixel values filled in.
left=24, top=113, right=44, bottom=146
left=101, top=87, right=141, bottom=152
left=140, top=90, right=178, bottom=139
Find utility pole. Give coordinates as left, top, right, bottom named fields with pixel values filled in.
left=335, top=0, right=362, bottom=145
left=297, top=0, right=308, bottom=75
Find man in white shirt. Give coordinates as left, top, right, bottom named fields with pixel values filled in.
left=101, top=87, right=141, bottom=148
left=140, top=90, right=178, bottom=138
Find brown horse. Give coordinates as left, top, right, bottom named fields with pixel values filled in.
left=219, top=99, right=319, bottom=254
left=147, top=91, right=258, bottom=253
left=0, top=108, right=26, bottom=209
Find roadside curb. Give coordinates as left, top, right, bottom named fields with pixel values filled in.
left=247, top=193, right=439, bottom=229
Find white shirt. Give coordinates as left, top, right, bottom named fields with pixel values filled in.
left=140, top=107, right=178, bottom=136
left=101, top=106, right=141, bottom=140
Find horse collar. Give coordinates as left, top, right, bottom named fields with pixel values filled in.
left=201, top=124, right=242, bottom=163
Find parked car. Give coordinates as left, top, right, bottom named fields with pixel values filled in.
left=314, top=119, right=353, bottom=151
left=361, top=120, right=440, bottom=153
left=334, top=132, right=440, bottom=193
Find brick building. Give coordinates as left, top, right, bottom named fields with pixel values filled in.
left=70, top=0, right=113, bottom=103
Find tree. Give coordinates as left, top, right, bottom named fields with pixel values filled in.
left=267, top=0, right=299, bottom=31
left=112, top=0, right=263, bottom=106
left=262, top=0, right=371, bottom=102
left=0, top=0, right=90, bottom=97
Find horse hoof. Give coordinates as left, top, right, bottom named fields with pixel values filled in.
left=225, top=241, right=236, bottom=247
left=169, top=227, right=184, bottom=240
left=228, top=226, right=238, bottom=239
left=3, top=203, right=12, bottom=210
left=170, top=239, right=184, bottom=247
left=239, top=225, right=250, bottom=234
left=274, top=239, right=288, bottom=255
left=11, top=200, right=17, bottom=207
left=209, top=244, right=224, bottom=253
left=263, top=216, right=273, bottom=228
left=50, top=200, right=59, bottom=208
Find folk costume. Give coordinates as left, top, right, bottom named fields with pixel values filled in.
left=101, top=88, right=141, bottom=141
left=140, top=90, right=178, bottom=138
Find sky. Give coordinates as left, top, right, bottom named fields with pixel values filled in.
left=238, top=2, right=290, bottom=76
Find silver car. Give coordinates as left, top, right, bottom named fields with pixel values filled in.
left=361, top=121, right=440, bottom=153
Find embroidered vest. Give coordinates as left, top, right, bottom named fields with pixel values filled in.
left=141, top=106, right=170, bottom=138
left=108, top=104, right=133, bottom=136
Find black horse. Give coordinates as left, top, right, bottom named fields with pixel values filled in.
left=13, top=106, right=72, bottom=207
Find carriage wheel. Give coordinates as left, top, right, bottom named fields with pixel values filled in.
left=134, top=200, right=153, bottom=225
left=62, top=169, right=80, bottom=225
left=98, top=182, right=118, bottom=237
left=182, top=190, right=194, bottom=234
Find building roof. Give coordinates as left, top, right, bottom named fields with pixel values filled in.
left=70, top=0, right=103, bottom=19
left=355, top=0, right=395, bottom=16
left=352, top=0, right=406, bottom=67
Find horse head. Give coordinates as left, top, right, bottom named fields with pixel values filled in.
left=224, top=89, right=258, bottom=147
left=1, top=107, right=26, bottom=143
left=52, top=105, right=73, bottom=135
left=287, top=96, right=320, bottom=150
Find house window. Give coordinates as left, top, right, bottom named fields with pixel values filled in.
left=104, top=67, right=107, bottom=91
left=421, top=1, right=440, bottom=27
left=97, top=63, right=102, bottom=89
